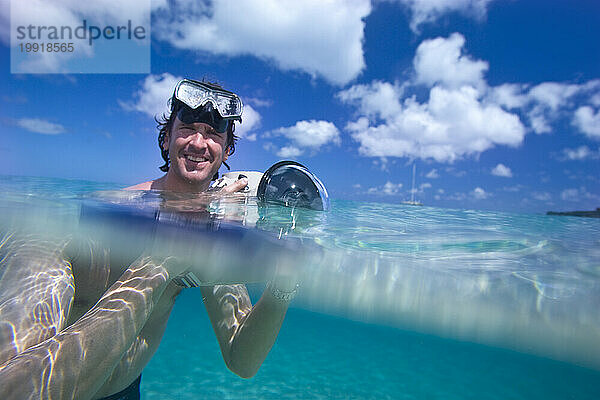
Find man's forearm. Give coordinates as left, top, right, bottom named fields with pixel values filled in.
left=0, top=256, right=170, bottom=400
left=226, top=287, right=292, bottom=378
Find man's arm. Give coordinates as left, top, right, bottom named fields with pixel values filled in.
left=199, top=176, right=300, bottom=378
left=0, top=234, right=75, bottom=366
left=200, top=283, right=293, bottom=378
left=0, top=233, right=172, bottom=400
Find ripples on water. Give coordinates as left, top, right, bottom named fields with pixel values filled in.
left=236, top=198, right=600, bottom=372
left=1, top=175, right=600, bottom=376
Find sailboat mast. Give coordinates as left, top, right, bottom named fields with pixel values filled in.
left=411, top=162, right=416, bottom=203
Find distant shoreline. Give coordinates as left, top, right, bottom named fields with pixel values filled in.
left=547, top=208, right=600, bottom=218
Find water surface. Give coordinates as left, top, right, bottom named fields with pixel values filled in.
left=1, top=175, right=599, bottom=399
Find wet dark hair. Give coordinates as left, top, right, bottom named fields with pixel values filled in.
left=157, top=80, right=239, bottom=179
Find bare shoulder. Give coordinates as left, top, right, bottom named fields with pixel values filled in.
left=124, top=181, right=154, bottom=190
left=0, top=233, right=75, bottom=365
left=124, top=177, right=165, bottom=191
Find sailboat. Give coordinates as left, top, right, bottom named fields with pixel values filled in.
left=401, top=162, right=423, bottom=206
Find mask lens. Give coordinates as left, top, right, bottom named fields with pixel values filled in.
left=214, top=94, right=242, bottom=118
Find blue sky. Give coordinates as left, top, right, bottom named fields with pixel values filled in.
left=1, top=0, right=599, bottom=213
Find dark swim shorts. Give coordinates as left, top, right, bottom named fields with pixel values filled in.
left=99, top=375, right=141, bottom=400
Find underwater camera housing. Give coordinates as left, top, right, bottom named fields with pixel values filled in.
left=217, top=161, right=329, bottom=211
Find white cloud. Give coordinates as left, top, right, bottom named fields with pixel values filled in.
left=383, top=181, right=403, bottom=195
left=532, top=192, right=551, bottom=202
left=525, top=81, right=600, bottom=134
left=271, top=120, right=341, bottom=156
left=340, top=84, right=525, bottom=162
left=277, top=145, right=303, bottom=158
left=2, top=0, right=163, bottom=44
left=528, top=82, right=582, bottom=111
left=7, top=1, right=84, bottom=72
left=489, top=84, right=529, bottom=109
left=5, top=1, right=370, bottom=81
left=416, top=36, right=599, bottom=137
left=491, top=163, right=512, bottom=177
left=561, top=188, right=580, bottom=202
left=245, top=97, right=273, bottom=108
left=339, top=33, right=600, bottom=164
left=414, top=33, right=488, bottom=90
left=368, top=181, right=403, bottom=195
left=4, top=0, right=150, bottom=71
left=573, top=106, right=600, bottom=139
left=414, top=37, right=600, bottom=140
left=392, top=0, right=494, bottom=33
left=560, top=187, right=598, bottom=202
left=120, top=73, right=182, bottom=118
left=17, top=118, right=66, bottom=135
left=561, top=146, right=598, bottom=161
left=525, top=82, right=580, bottom=134
left=472, top=187, right=489, bottom=200
left=339, top=34, right=525, bottom=163
left=448, top=191, right=467, bottom=201
left=153, top=0, right=371, bottom=86
left=445, top=167, right=466, bottom=177
left=4, top=0, right=152, bottom=40
left=503, top=185, right=523, bottom=193
left=234, top=104, right=261, bottom=140
left=426, top=169, right=439, bottom=178
left=527, top=109, right=552, bottom=134
left=337, top=81, right=404, bottom=121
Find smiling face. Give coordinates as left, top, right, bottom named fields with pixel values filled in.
left=162, top=116, right=229, bottom=192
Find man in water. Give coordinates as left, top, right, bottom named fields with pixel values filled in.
left=0, top=79, right=298, bottom=399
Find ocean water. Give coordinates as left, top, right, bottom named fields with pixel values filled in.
left=1, top=175, right=599, bottom=399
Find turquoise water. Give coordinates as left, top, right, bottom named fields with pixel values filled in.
left=1, top=175, right=600, bottom=399
left=145, top=293, right=600, bottom=400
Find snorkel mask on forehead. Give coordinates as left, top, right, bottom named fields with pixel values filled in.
left=172, top=79, right=244, bottom=133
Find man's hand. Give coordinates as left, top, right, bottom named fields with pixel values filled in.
left=220, top=177, right=249, bottom=194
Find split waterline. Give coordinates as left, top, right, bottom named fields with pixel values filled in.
left=1, top=175, right=599, bottom=399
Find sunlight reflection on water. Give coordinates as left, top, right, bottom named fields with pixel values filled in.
left=1, top=176, right=600, bottom=372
